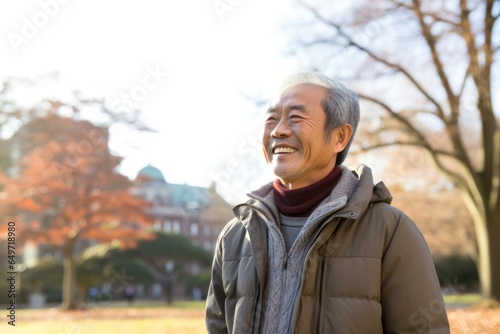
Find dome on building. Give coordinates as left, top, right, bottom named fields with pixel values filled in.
left=135, top=164, right=166, bottom=183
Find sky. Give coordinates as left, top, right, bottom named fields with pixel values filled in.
left=0, top=0, right=308, bottom=204
left=3, top=1, right=497, bottom=205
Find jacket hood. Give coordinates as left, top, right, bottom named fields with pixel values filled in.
left=351, top=164, right=393, bottom=205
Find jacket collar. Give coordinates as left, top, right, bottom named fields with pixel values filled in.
left=236, top=164, right=393, bottom=224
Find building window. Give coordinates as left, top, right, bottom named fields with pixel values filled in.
left=190, top=222, right=199, bottom=236
left=163, top=220, right=172, bottom=233
left=154, top=220, right=162, bottom=231
left=23, top=242, right=39, bottom=267
left=204, top=241, right=212, bottom=251
left=173, top=220, right=181, bottom=234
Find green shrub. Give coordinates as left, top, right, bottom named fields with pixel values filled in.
left=434, top=255, right=479, bottom=290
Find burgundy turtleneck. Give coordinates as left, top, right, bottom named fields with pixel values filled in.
left=273, top=165, right=342, bottom=217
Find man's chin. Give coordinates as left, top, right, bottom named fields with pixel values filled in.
left=271, top=164, right=297, bottom=181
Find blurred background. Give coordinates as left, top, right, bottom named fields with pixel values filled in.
left=0, top=0, right=498, bottom=333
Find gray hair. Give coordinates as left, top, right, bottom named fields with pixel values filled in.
left=279, top=71, right=360, bottom=165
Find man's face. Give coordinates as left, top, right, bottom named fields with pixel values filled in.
left=262, top=84, right=348, bottom=189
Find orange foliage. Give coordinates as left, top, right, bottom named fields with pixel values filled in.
left=0, top=116, right=154, bottom=249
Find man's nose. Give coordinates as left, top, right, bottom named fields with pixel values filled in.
left=271, top=117, right=292, bottom=138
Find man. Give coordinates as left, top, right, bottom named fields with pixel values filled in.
left=206, top=71, right=450, bottom=333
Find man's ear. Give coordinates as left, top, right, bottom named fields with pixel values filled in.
left=333, top=124, right=353, bottom=153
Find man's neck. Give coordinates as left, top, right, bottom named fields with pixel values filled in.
left=273, top=165, right=342, bottom=217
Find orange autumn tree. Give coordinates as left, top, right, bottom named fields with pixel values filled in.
left=0, top=115, right=154, bottom=310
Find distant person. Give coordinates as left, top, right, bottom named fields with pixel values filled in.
left=193, top=287, right=202, bottom=301
left=205, top=71, right=450, bottom=333
left=152, top=283, right=163, bottom=300
left=87, top=286, right=98, bottom=301
left=124, top=285, right=135, bottom=304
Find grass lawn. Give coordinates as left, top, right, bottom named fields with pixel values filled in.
left=5, top=318, right=206, bottom=334
left=2, top=298, right=499, bottom=334
left=444, top=293, right=484, bottom=305
left=2, top=301, right=207, bottom=334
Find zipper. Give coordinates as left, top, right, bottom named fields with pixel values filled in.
left=315, top=257, right=327, bottom=333
left=250, top=281, right=260, bottom=334
left=289, top=217, right=343, bottom=332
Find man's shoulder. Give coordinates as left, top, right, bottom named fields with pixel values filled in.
left=361, top=199, right=426, bottom=244
left=368, top=199, right=413, bottom=221
left=220, top=216, right=246, bottom=238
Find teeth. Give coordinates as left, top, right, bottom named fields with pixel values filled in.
left=274, top=147, right=297, bottom=154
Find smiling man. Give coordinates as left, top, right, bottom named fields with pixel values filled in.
left=263, top=83, right=353, bottom=189
left=206, top=72, right=450, bottom=334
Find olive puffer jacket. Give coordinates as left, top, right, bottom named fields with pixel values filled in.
left=206, top=165, right=450, bottom=333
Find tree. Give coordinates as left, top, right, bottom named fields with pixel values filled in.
left=290, top=0, right=499, bottom=300
left=0, top=114, right=155, bottom=310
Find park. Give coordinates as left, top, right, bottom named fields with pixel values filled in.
left=1, top=0, right=499, bottom=333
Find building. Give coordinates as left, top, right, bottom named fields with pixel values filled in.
left=130, top=164, right=234, bottom=252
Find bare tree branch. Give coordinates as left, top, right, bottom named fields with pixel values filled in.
left=464, top=0, right=498, bottom=203
left=361, top=141, right=457, bottom=159
left=358, top=93, right=439, bottom=146
left=297, top=0, right=448, bottom=121
left=393, top=0, right=461, bottom=27
left=361, top=139, right=467, bottom=191
left=357, top=93, right=484, bottom=199
left=398, top=107, right=445, bottom=120
left=410, top=0, right=483, bottom=197
left=300, top=38, right=345, bottom=48
left=458, top=64, right=471, bottom=98
left=459, top=0, right=482, bottom=86
left=412, top=0, right=458, bottom=109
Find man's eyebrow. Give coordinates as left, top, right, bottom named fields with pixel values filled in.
left=266, top=104, right=307, bottom=114
left=266, top=106, right=277, bottom=114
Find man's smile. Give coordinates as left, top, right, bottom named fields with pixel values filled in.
left=273, top=146, right=298, bottom=154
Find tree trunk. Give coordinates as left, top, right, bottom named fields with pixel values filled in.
left=485, top=214, right=500, bottom=301
left=474, top=209, right=500, bottom=301
left=78, top=284, right=89, bottom=305
left=61, top=242, right=78, bottom=310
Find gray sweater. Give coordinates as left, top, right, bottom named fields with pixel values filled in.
left=253, top=166, right=358, bottom=334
